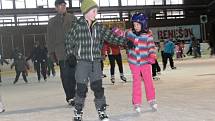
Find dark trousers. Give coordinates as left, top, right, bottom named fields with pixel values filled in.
left=34, top=61, right=47, bottom=81
left=186, top=47, right=192, bottom=55
left=152, top=60, right=161, bottom=77
left=161, top=51, right=165, bottom=67
left=13, top=70, right=28, bottom=84
left=163, top=53, right=175, bottom=70
left=101, top=60, right=104, bottom=71
left=59, top=60, right=76, bottom=102
left=108, top=54, right=123, bottom=76
left=47, top=64, right=56, bottom=76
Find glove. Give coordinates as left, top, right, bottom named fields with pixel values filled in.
left=112, top=27, right=125, bottom=37
left=127, top=40, right=135, bottom=49
left=67, top=54, right=77, bottom=67
left=146, top=58, right=155, bottom=64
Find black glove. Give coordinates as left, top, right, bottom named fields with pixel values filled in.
left=67, top=54, right=77, bottom=67
left=127, top=40, right=135, bottom=49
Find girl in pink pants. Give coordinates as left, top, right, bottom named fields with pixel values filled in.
left=129, top=64, right=157, bottom=112
left=126, top=12, right=158, bottom=112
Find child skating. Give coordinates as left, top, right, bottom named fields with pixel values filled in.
left=126, top=12, right=158, bottom=112
left=11, top=52, right=29, bottom=84
left=65, top=0, right=127, bottom=120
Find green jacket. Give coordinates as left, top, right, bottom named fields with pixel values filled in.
left=65, top=17, right=126, bottom=61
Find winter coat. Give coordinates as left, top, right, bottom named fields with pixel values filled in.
left=47, top=13, right=77, bottom=61
left=27, top=46, right=48, bottom=62
left=126, top=29, right=157, bottom=65
left=11, top=56, right=28, bottom=72
left=65, top=16, right=126, bottom=61
left=164, top=40, right=175, bottom=55
left=103, top=41, right=121, bottom=55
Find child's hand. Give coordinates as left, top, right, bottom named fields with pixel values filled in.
left=112, top=27, right=125, bottom=37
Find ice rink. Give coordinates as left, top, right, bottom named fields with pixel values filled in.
left=0, top=57, right=215, bottom=121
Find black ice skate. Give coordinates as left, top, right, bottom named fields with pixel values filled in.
left=120, top=75, right=127, bottom=82
left=110, top=76, right=115, bottom=84
left=98, top=105, right=109, bottom=121
left=73, top=109, right=83, bottom=121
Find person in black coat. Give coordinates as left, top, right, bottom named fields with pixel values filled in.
left=27, top=42, right=48, bottom=82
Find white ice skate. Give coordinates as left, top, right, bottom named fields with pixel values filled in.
left=0, top=102, right=5, bottom=113
left=134, top=104, right=141, bottom=113
left=149, top=100, right=158, bottom=112
left=153, top=76, right=160, bottom=81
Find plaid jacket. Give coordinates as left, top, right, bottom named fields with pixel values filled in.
left=65, top=17, right=126, bottom=61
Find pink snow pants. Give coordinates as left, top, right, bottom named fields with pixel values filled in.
left=129, top=63, right=156, bottom=105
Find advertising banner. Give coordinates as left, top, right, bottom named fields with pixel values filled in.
left=150, top=25, right=201, bottom=42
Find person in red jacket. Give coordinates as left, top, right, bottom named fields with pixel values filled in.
left=104, top=41, right=127, bottom=84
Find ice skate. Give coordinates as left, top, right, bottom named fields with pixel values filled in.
left=171, top=67, right=176, bottom=70
left=149, top=100, right=158, bottom=112
left=120, top=75, right=127, bottom=82
left=73, top=109, right=83, bottom=121
left=110, top=76, right=115, bottom=84
left=134, top=104, right=141, bottom=113
left=98, top=105, right=109, bottom=121
left=153, top=76, right=160, bottom=81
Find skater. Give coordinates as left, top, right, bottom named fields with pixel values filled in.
left=47, top=0, right=77, bottom=106
left=65, top=0, right=127, bottom=120
left=125, top=12, right=158, bottom=112
left=11, top=52, right=29, bottom=84
left=104, top=41, right=127, bottom=84
left=27, top=42, right=48, bottom=82
left=186, top=37, right=193, bottom=56
left=163, top=38, right=176, bottom=70
left=192, top=37, right=201, bottom=58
